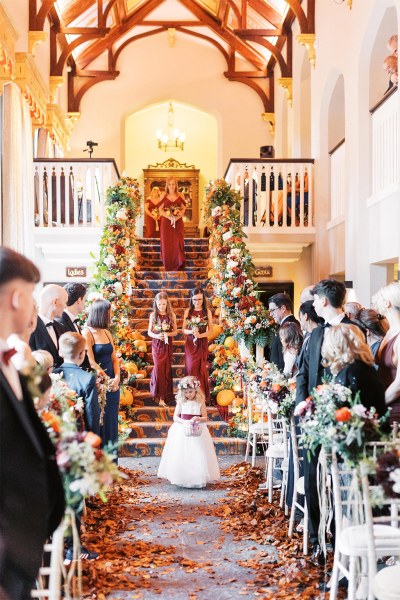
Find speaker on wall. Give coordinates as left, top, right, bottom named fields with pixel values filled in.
left=260, top=145, right=275, bottom=158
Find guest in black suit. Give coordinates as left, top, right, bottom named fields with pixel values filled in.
left=56, top=283, right=91, bottom=371
left=55, top=332, right=100, bottom=435
left=296, top=279, right=354, bottom=565
left=0, top=247, right=65, bottom=600
left=29, top=284, right=68, bottom=368
left=322, top=324, right=386, bottom=415
left=268, top=292, right=299, bottom=371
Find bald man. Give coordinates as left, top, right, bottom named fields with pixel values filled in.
left=29, top=284, right=68, bottom=367
left=299, top=285, right=314, bottom=304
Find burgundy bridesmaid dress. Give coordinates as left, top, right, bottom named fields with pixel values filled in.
left=144, top=199, right=160, bottom=238
left=150, top=315, right=174, bottom=404
left=184, top=309, right=210, bottom=402
left=159, top=195, right=186, bottom=271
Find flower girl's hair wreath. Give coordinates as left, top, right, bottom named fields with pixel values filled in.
left=176, top=376, right=205, bottom=404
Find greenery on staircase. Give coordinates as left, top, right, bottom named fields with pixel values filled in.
left=204, top=178, right=275, bottom=349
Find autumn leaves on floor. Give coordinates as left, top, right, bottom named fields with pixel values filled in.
left=81, top=457, right=345, bottom=600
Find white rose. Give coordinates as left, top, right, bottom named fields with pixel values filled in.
left=232, top=287, right=242, bottom=297
left=212, top=207, right=222, bottom=216
left=87, top=291, right=105, bottom=302
left=104, top=254, right=116, bottom=268
left=123, top=237, right=131, bottom=247
left=227, top=260, right=238, bottom=270
left=222, top=231, right=232, bottom=241
left=114, top=282, right=123, bottom=295
left=116, top=208, right=128, bottom=221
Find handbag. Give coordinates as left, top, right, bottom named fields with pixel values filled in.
left=183, top=420, right=202, bottom=437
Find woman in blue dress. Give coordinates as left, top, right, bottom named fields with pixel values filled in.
left=82, top=299, right=120, bottom=458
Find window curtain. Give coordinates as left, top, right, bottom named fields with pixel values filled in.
left=2, top=82, right=34, bottom=257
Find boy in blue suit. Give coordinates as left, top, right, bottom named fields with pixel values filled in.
left=55, top=332, right=100, bottom=435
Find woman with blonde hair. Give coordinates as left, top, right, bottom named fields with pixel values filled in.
left=321, top=323, right=385, bottom=415
left=159, top=177, right=186, bottom=271
left=373, top=282, right=400, bottom=422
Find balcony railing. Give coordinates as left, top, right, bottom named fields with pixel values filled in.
left=33, top=159, right=119, bottom=228
left=370, top=88, right=399, bottom=200
left=224, top=159, right=314, bottom=230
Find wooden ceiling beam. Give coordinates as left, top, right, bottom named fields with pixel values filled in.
left=141, top=20, right=204, bottom=26
left=77, top=0, right=163, bottom=68
left=61, top=0, right=95, bottom=26
left=235, top=28, right=283, bottom=36
left=178, top=0, right=265, bottom=70
left=69, top=69, right=119, bottom=112
left=247, top=0, right=282, bottom=28
left=224, top=72, right=273, bottom=112
left=217, top=0, right=228, bottom=22
left=239, top=33, right=289, bottom=76
left=61, top=27, right=110, bottom=35
left=285, top=0, right=308, bottom=33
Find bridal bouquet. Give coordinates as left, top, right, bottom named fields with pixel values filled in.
left=95, top=369, right=112, bottom=426
left=153, top=318, right=171, bottom=344
left=186, top=315, right=208, bottom=343
left=164, top=204, right=182, bottom=228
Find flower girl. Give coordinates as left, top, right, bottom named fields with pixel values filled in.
left=157, top=376, right=220, bottom=488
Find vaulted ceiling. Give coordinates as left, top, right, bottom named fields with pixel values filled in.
left=30, top=0, right=315, bottom=113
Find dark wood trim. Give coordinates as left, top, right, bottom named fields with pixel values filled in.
left=328, top=138, right=345, bottom=156
left=370, top=86, right=398, bottom=114
left=224, top=158, right=315, bottom=179
left=34, top=158, right=120, bottom=179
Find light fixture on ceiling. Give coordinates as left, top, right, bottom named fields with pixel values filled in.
left=156, top=103, right=185, bottom=151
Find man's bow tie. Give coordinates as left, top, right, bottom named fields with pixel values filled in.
left=2, top=348, right=17, bottom=366
left=323, top=322, right=331, bottom=329
left=45, top=322, right=54, bottom=328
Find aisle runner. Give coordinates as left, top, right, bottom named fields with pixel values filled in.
left=120, top=238, right=246, bottom=458
left=82, top=459, right=336, bottom=599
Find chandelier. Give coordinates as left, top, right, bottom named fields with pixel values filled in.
left=156, top=103, right=185, bottom=151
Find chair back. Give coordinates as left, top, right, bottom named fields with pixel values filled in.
left=267, top=407, right=288, bottom=457
left=289, top=415, right=303, bottom=481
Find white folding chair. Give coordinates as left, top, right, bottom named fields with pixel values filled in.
left=288, top=415, right=309, bottom=555
left=244, top=389, right=269, bottom=467
left=373, top=565, right=400, bottom=600
left=264, top=407, right=289, bottom=503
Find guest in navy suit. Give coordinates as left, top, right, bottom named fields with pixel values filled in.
left=29, top=284, right=68, bottom=368
left=55, top=332, right=100, bottom=435
left=56, top=283, right=91, bottom=370
left=0, top=247, right=65, bottom=600
left=296, top=279, right=357, bottom=565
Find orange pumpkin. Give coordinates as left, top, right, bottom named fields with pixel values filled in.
left=131, top=330, right=142, bottom=341
left=120, top=387, right=134, bottom=407
left=232, top=396, right=244, bottom=407
left=124, top=362, right=138, bottom=375
left=137, top=369, right=147, bottom=377
left=133, top=339, right=147, bottom=349
left=208, top=324, right=223, bottom=341
left=224, top=336, right=236, bottom=349
left=217, top=389, right=235, bottom=407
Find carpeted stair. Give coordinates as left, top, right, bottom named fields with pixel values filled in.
left=120, top=237, right=246, bottom=458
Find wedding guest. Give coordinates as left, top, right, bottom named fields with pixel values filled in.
left=373, top=282, right=400, bottom=423
left=82, top=299, right=120, bottom=454
left=353, top=308, right=389, bottom=359
left=0, top=247, right=65, bottom=600
left=296, top=278, right=354, bottom=565
left=343, top=301, right=364, bottom=321
left=8, top=302, right=38, bottom=370
left=297, top=301, right=323, bottom=370
left=299, top=285, right=315, bottom=303
left=29, top=284, right=68, bottom=368
left=56, top=283, right=90, bottom=370
left=321, top=324, right=386, bottom=415
left=159, top=177, right=186, bottom=271
left=279, top=321, right=303, bottom=377
left=55, top=332, right=101, bottom=435
left=268, top=293, right=299, bottom=371
left=31, top=349, right=54, bottom=373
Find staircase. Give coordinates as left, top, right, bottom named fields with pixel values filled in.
left=119, top=237, right=246, bottom=458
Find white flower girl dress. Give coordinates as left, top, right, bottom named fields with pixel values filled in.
left=157, top=399, right=220, bottom=488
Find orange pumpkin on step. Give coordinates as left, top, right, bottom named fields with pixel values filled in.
left=120, top=386, right=134, bottom=407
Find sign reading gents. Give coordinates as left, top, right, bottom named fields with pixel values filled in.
left=254, top=266, right=273, bottom=278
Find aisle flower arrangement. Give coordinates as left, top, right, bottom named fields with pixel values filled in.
left=41, top=374, right=123, bottom=509
left=89, top=176, right=148, bottom=370
left=204, top=179, right=275, bottom=349
left=295, top=381, right=388, bottom=466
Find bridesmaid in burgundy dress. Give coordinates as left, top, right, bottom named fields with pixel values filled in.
left=148, top=291, right=178, bottom=407
left=183, top=288, right=213, bottom=403
left=159, top=177, right=186, bottom=271
left=144, top=186, right=161, bottom=238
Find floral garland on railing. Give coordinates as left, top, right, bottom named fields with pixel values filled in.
left=89, top=176, right=148, bottom=369
left=204, top=179, right=275, bottom=349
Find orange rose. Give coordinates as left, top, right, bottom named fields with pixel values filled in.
left=85, top=432, right=102, bottom=448
left=271, top=383, right=281, bottom=392
left=335, top=407, right=352, bottom=422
